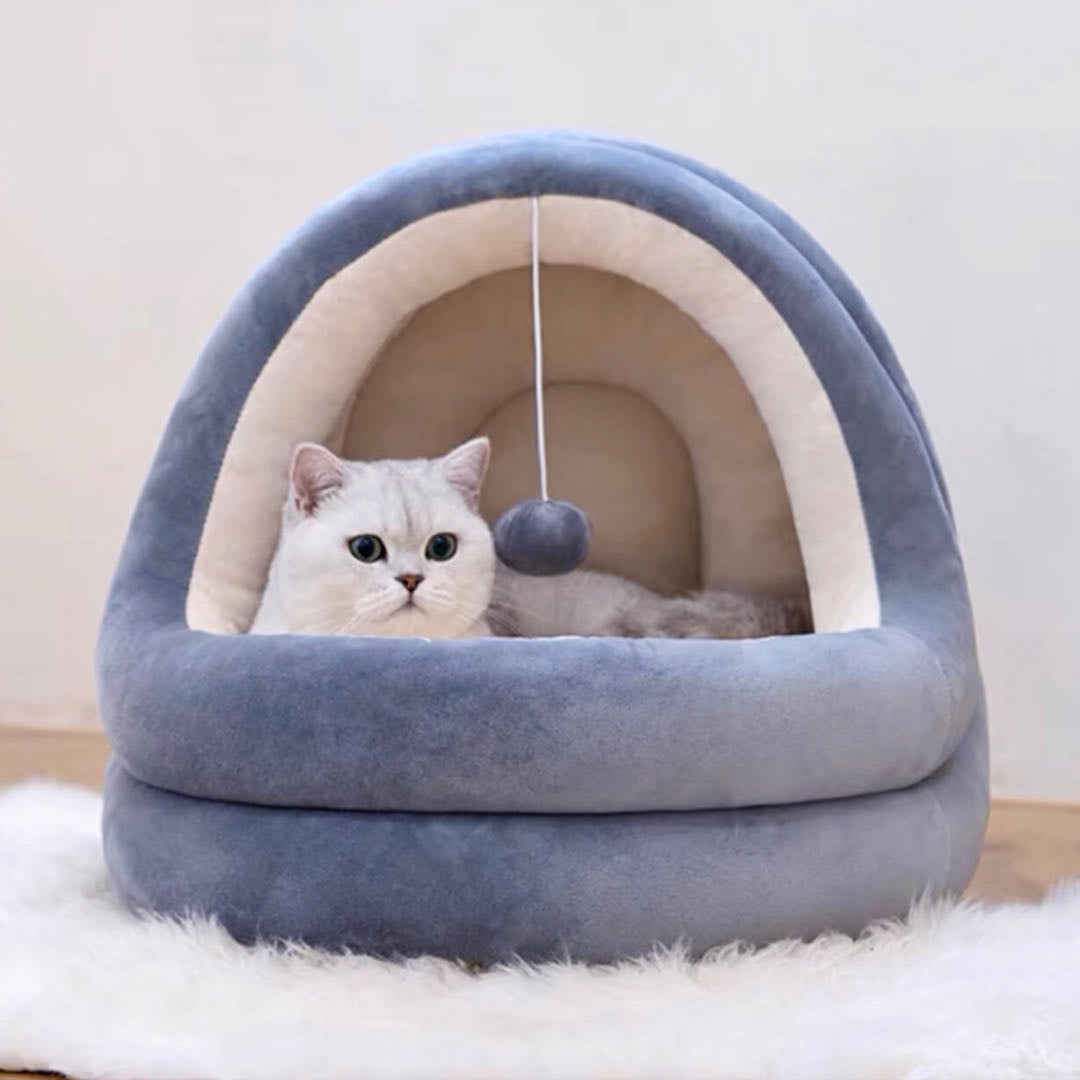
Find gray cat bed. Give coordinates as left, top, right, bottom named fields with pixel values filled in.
left=99, top=131, right=988, bottom=963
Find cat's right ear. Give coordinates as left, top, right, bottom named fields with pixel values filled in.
left=290, top=443, right=345, bottom=515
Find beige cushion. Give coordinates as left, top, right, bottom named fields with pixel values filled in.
left=186, top=197, right=877, bottom=635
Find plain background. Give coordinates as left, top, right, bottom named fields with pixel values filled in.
left=1, top=1, right=1077, bottom=801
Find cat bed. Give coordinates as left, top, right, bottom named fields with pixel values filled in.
left=99, top=131, right=988, bottom=963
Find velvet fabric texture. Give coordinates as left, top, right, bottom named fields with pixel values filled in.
left=493, top=498, right=592, bottom=576
left=98, top=131, right=987, bottom=961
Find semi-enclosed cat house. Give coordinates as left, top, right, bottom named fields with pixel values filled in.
left=99, top=132, right=987, bottom=962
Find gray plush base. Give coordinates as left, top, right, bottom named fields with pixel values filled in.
left=102, top=705, right=987, bottom=965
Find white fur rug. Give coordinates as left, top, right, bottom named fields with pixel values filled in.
left=2, top=782, right=1079, bottom=1080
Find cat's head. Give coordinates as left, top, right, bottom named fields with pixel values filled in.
left=268, top=438, right=495, bottom=637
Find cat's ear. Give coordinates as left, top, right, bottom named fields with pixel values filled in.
left=440, top=436, right=490, bottom=510
left=290, top=443, right=345, bottom=515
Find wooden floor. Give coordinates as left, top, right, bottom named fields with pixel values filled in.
left=967, top=797, right=1080, bottom=901
left=1, top=726, right=1078, bottom=1080
left=0, top=726, right=111, bottom=791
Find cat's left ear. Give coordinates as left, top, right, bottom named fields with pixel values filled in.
left=440, top=437, right=490, bottom=511
left=290, top=443, right=345, bottom=515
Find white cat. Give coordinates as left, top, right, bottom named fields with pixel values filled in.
left=250, top=439, right=810, bottom=640
left=250, top=439, right=496, bottom=638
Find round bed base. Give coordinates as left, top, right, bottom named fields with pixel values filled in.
left=104, top=709, right=986, bottom=964
left=98, top=131, right=988, bottom=962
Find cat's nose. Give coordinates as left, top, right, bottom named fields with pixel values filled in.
left=396, top=573, right=424, bottom=593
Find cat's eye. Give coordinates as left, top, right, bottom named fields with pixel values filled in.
left=347, top=534, right=386, bottom=563
left=425, top=532, right=457, bottom=561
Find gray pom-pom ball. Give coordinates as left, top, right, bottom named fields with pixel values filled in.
left=493, top=498, right=591, bottom=576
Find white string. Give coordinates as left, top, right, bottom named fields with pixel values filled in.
left=530, top=195, right=549, bottom=501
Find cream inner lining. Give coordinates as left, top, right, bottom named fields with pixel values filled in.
left=186, top=196, right=880, bottom=635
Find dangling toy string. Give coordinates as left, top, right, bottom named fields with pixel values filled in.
left=490, top=195, right=590, bottom=575
left=530, top=195, right=549, bottom=502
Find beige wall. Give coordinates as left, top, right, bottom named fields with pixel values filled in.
left=1, top=1, right=1078, bottom=800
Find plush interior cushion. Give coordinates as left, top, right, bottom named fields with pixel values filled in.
left=185, top=197, right=878, bottom=635
left=344, top=265, right=806, bottom=600
left=479, top=383, right=703, bottom=596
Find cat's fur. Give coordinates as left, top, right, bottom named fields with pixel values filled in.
left=250, top=440, right=811, bottom=640
left=250, top=439, right=496, bottom=638
left=489, top=568, right=810, bottom=639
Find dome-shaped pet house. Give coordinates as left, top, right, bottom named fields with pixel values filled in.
left=99, top=131, right=987, bottom=963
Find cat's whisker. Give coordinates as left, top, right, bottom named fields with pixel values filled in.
left=334, top=609, right=373, bottom=635
left=419, top=590, right=459, bottom=614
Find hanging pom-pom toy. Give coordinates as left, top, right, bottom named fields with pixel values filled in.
left=494, top=496, right=591, bottom=576
left=493, top=197, right=591, bottom=576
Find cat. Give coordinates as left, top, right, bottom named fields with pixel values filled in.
left=249, top=438, right=811, bottom=640
left=250, top=439, right=496, bottom=638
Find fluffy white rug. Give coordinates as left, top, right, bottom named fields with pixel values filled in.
left=2, top=782, right=1079, bottom=1080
